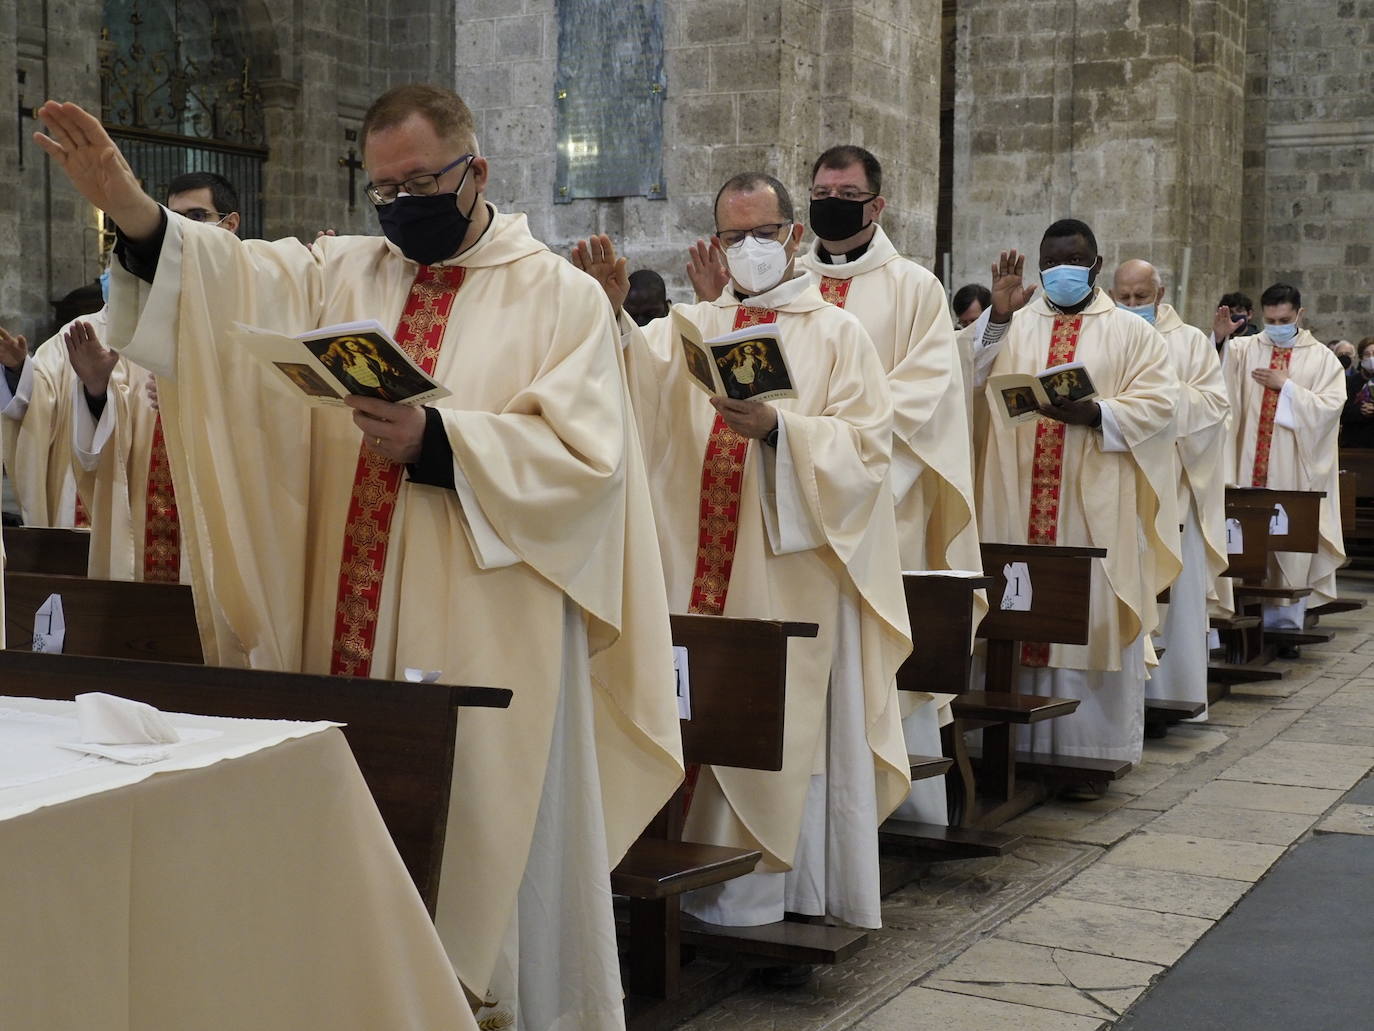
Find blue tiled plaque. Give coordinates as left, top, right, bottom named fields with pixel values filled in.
left=554, top=0, right=666, bottom=203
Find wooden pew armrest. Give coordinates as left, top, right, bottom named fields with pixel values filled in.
left=611, top=839, right=761, bottom=900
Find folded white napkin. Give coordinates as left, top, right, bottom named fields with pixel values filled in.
left=75, top=692, right=180, bottom=746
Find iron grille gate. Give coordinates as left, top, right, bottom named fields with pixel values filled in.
left=110, top=128, right=266, bottom=239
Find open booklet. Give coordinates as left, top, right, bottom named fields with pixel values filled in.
left=672, top=309, right=798, bottom=403
left=987, top=361, right=1098, bottom=426
left=229, top=320, right=452, bottom=407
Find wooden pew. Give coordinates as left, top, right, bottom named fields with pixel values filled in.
left=2, top=525, right=91, bottom=575
left=1338, top=447, right=1374, bottom=561
left=1225, top=487, right=1333, bottom=652
left=1208, top=500, right=1286, bottom=688
left=0, top=650, right=510, bottom=913
left=5, top=571, right=202, bottom=662
left=881, top=571, right=1022, bottom=857
left=620, top=614, right=876, bottom=1024
left=958, top=544, right=1124, bottom=822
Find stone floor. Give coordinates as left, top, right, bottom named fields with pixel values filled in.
left=675, top=573, right=1374, bottom=1030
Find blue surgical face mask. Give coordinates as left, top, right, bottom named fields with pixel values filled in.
left=99, top=268, right=110, bottom=302
left=1041, top=264, right=1094, bottom=308
left=1117, top=301, right=1156, bottom=325
left=1265, top=322, right=1299, bottom=344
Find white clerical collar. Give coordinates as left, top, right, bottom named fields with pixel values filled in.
left=730, top=269, right=815, bottom=310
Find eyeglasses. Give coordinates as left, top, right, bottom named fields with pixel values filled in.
left=809, top=186, right=877, bottom=203
left=715, top=222, right=792, bottom=249
left=365, top=155, right=473, bottom=205
left=178, top=208, right=227, bottom=224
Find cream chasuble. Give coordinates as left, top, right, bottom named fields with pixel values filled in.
left=1222, top=329, right=1346, bottom=606
left=624, top=275, right=911, bottom=928
left=1, top=314, right=97, bottom=529
left=800, top=228, right=978, bottom=819
left=974, top=291, right=1181, bottom=672
left=71, top=356, right=188, bottom=582
left=104, top=208, right=684, bottom=1023
left=1145, top=305, right=1232, bottom=712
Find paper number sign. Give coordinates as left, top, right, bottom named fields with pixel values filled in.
left=1001, top=562, right=1033, bottom=611
left=1269, top=504, right=1289, bottom=536
left=673, top=646, right=692, bottom=721
left=1225, top=517, right=1244, bottom=554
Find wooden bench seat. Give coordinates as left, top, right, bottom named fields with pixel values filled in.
left=908, top=754, right=954, bottom=780
left=1265, top=627, right=1336, bottom=648
left=1234, top=584, right=1312, bottom=601
left=1211, top=614, right=1261, bottom=631
left=1013, top=750, right=1132, bottom=783
left=1144, top=698, right=1207, bottom=738
left=612, top=839, right=762, bottom=901
left=878, top=819, right=1021, bottom=857
left=952, top=690, right=1079, bottom=725
left=1309, top=599, right=1367, bottom=617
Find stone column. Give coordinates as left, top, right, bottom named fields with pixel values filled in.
left=953, top=0, right=1248, bottom=327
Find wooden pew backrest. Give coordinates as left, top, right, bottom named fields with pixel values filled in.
left=2, top=526, right=92, bottom=576
left=977, top=544, right=1103, bottom=646
left=1226, top=487, right=1324, bottom=554
left=898, top=573, right=992, bottom=694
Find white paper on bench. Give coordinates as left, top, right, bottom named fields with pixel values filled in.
left=1269, top=503, right=1289, bottom=536
left=673, top=646, right=692, bottom=721
left=32, top=593, right=65, bottom=654
left=1001, top=562, right=1033, bottom=611
left=1226, top=517, right=1244, bottom=554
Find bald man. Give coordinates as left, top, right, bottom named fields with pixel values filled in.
left=1112, top=260, right=1231, bottom=718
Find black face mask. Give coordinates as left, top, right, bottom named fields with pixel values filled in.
left=376, top=165, right=478, bottom=266
left=809, top=197, right=871, bottom=242
left=1339, top=352, right=1353, bottom=369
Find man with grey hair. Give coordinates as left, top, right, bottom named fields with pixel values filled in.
left=574, top=172, right=912, bottom=944
left=1112, top=259, right=1231, bottom=720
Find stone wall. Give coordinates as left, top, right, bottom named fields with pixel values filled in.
left=1241, top=0, right=1374, bottom=342
left=951, top=0, right=1248, bottom=329
left=451, top=0, right=945, bottom=299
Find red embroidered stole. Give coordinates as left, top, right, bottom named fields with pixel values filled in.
left=685, top=306, right=778, bottom=616
left=1250, top=345, right=1293, bottom=487
left=1021, top=314, right=1084, bottom=668
left=819, top=276, right=852, bottom=308
left=329, top=265, right=466, bottom=677
left=142, top=415, right=181, bottom=582
left=73, top=493, right=90, bottom=528
left=682, top=305, right=777, bottom=814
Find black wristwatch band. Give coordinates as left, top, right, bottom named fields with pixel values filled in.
left=1090, top=404, right=1103, bottom=429
left=764, top=426, right=780, bottom=448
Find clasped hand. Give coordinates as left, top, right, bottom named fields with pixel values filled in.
left=1037, top=395, right=1100, bottom=426
left=347, top=396, right=426, bottom=464
left=1250, top=368, right=1289, bottom=391
left=711, top=396, right=777, bottom=439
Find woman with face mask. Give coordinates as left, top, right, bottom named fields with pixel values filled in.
left=1340, top=336, right=1374, bottom=447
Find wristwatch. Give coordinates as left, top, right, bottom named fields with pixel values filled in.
left=1089, top=403, right=1103, bottom=429
left=764, top=426, right=780, bottom=448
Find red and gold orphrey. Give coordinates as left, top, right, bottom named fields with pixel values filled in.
left=329, top=265, right=466, bottom=677
left=142, top=415, right=181, bottom=582
left=682, top=305, right=778, bottom=813
left=1021, top=314, right=1084, bottom=667
left=1250, top=344, right=1293, bottom=488
left=819, top=276, right=853, bottom=308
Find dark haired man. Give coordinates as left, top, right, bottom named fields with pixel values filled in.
left=969, top=219, right=1180, bottom=770
left=1222, top=283, right=1346, bottom=634
left=797, top=145, right=982, bottom=828
left=1210, top=290, right=1259, bottom=354
left=953, top=283, right=992, bottom=329
left=35, top=87, right=683, bottom=1030
left=574, top=171, right=912, bottom=940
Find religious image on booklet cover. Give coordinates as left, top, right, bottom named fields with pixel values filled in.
left=671, top=309, right=798, bottom=404
left=231, top=319, right=452, bottom=408
left=988, top=361, right=1098, bottom=426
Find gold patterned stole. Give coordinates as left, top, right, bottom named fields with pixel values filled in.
left=141, top=415, right=180, bottom=582
left=329, top=265, right=466, bottom=677
left=1021, top=314, right=1084, bottom=668
left=1250, top=345, right=1293, bottom=487
left=819, top=276, right=852, bottom=308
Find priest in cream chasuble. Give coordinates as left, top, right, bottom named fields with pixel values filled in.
left=971, top=222, right=1180, bottom=765
left=36, top=90, right=683, bottom=1031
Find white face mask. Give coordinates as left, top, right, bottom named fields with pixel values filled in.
left=1361, top=356, right=1374, bottom=373
left=724, top=235, right=790, bottom=295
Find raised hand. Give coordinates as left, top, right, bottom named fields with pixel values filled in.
left=33, top=101, right=162, bottom=241
left=989, top=249, right=1038, bottom=323
left=1212, top=305, right=1236, bottom=342
left=686, top=239, right=729, bottom=302
left=63, top=320, right=119, bottom=398
left=571, top=234, right=630, bottom=316
left=0, top=326, right=28, bottom=372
